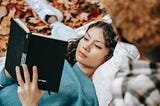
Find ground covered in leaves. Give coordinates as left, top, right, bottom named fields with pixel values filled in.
left=0, top=0, right=107, bottom=56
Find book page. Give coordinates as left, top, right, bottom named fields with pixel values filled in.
left=32, top=32, right=67, bottom=42
left=14, top=19, right=30, bottom=33
left=14, top=18, right=66, bottom=42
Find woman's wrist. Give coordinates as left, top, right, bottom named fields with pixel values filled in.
left=23, top=104, right=38, bottom=106
left=23, top=103, right=38, bottom=106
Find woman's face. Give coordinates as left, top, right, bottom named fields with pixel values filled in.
left=76, top=27, right=110, bottom=69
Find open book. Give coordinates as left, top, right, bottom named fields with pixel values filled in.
left=5, top=18, right=68, bottom=92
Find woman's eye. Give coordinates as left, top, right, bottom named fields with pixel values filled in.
left=83, top=37, right=89, bottom=41
left=95, top=45, right=102, bottom=49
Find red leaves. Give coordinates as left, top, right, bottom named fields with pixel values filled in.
left=51, top=0, right=107, bottom=28
left=0, top=0, right=107, bottom=56
left=89, top=7, right=100, bottom=17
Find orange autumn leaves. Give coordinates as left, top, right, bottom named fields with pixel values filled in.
left=51, top=0, right=106, bottom=28
left=0, top=0, right=50, bottom=56
left=0, top=0, right=107, bottom=56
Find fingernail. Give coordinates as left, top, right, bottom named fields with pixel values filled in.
left=33, top=65, right=37, bottom=70
left=15, top=66, right=19, bottom=70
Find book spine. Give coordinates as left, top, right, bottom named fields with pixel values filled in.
left=20, top=33, right=31, bottom=65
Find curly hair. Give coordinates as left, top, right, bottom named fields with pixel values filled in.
left=101, top=0, right=160, bottom=53
left=66, top=21, right=118, bottom=65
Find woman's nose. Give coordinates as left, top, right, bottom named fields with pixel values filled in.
left=83, top=42, right=92, bottom=52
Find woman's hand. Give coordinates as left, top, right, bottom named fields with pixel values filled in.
left=16, top=64, right=44, bottom=106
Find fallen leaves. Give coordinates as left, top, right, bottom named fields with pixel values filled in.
left=51, top=0, right=107, bottom=28
left=0, top=0, right=49, bottom=56
left=0, top=0, right=107, bottom=56
left=0, top=5, right=7, bottom=19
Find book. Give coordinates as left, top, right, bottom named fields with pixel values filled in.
left=5, top=18, right=68, bottom=92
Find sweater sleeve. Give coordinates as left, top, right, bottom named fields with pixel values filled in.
left=0, top=67, right=16, bottom=89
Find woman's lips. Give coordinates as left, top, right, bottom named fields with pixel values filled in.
left=78, top=51, right=87, bottom=58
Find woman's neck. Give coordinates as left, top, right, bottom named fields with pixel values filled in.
left=77, top=62, right=96, bottom=80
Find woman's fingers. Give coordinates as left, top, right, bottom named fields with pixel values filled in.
left=16, top=64, right=39, bottom=87
left=22, top=64, right=31, bottom=83
left=16, top=66, right=24, bottom=86
left=32, top=65, right=38, bottom=85
left=16, top=65, right=43, bottom=106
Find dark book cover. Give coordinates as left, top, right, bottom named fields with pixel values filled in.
left=5, top=18, right=68, bottom=92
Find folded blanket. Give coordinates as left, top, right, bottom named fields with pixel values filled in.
left=112, top=60, right=160, bottom=106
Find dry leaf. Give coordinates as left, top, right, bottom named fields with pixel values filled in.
left=1, top=16, right=11, bottom=27
left=0, top=6, right=7, bottom=19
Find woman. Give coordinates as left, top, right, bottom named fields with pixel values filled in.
left=0, top=20, right=117, bottom=106
left=0, top=0, right=141, bottom=105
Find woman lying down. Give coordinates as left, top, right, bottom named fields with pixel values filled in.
left=0, top=0, right=140, bottom=106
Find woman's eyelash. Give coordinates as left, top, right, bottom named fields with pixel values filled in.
left=83, top=36, right=102, bottom=49
left=83, top=37, right=89, bottom=41
left=95, top=45, right=102, bottom=49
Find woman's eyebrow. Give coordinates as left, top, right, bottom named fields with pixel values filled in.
left=86, top=32, right=105, bottom=44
